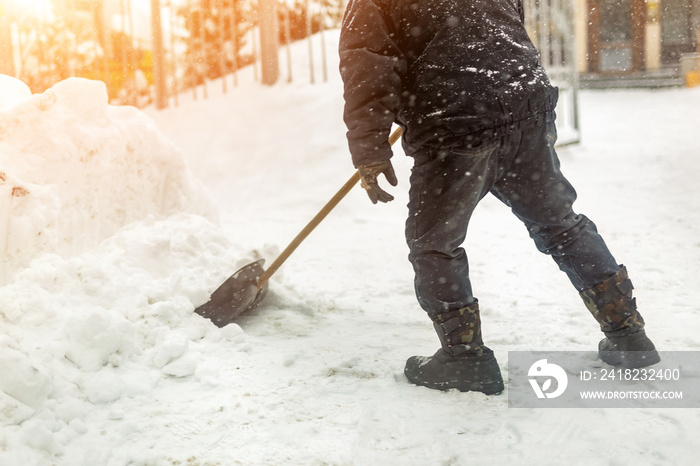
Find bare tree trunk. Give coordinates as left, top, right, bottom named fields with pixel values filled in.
left=93, top=1, right=111, bottom=91
left=305, top=0, right=314, bottom=84
left=151, top=0, right=167, bottom=108
left=259, top=0, right=279, bottom=85
left=231, top=0, right=238, bottom=87
left=168, top=0, right=179, bottom=106
left=283, top=4, right=292, bottom=82
left=0, top=2, right=15, bottom=76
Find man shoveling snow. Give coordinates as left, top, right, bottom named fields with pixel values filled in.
left=338, top=0, right=660, bottom=395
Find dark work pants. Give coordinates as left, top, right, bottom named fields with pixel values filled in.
left=404, top=115, right=620, bottom=317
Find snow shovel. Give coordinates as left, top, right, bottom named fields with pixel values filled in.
left=195, top=127, right=403, bottom=327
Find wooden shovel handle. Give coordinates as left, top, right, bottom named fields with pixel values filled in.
left=257, top=126, right=403, bottom=289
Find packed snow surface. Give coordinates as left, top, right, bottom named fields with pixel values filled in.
left=1, top=31, right=700, bottom=465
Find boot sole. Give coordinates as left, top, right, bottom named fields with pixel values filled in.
left=599, top=348, right=661, bottom=368
left=416, top=378, right=505, bottom=395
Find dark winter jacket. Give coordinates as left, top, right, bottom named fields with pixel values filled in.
left=339, top=0, right=557, bottom=167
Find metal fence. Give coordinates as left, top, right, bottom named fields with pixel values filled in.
left=525, top=0, right=581, bottom=144
left=1, top=0, right=578, bottom=141
left=0, top=0, right=343, bottom=108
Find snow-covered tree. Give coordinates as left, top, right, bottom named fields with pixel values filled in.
left=176, top=0, right=254, bottom=86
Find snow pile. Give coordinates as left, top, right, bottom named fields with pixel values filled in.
left=0, top=75, right=217, bottom=284
left=0, top=213, right=251, bottom=418
left=0, top=74, right=262, bottom=463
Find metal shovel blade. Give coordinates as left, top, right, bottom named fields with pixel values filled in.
left=194, top=259, right=269, bottom=327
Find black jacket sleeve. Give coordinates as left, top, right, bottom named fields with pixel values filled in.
left=339, top=0, right=406, bottom=167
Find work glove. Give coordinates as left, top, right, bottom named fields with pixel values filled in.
left=358, top=160, right=398, bottom=204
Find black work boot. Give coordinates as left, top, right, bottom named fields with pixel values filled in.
left=404, top=302, right=504, bottom=395
left=580, top=266, right=660, bottom=368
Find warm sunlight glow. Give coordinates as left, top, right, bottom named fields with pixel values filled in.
left=6, top=0, right=53, bottom=20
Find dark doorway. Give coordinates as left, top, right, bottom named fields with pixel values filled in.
left=661, top=0, right=697, bottom=64
left=587, top=0, right=646, bottom=72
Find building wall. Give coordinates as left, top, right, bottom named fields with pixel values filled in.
left=575, top=0, right=699, bottom=74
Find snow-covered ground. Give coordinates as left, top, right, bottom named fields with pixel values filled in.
left=2, top=30, right=700, bottom=465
